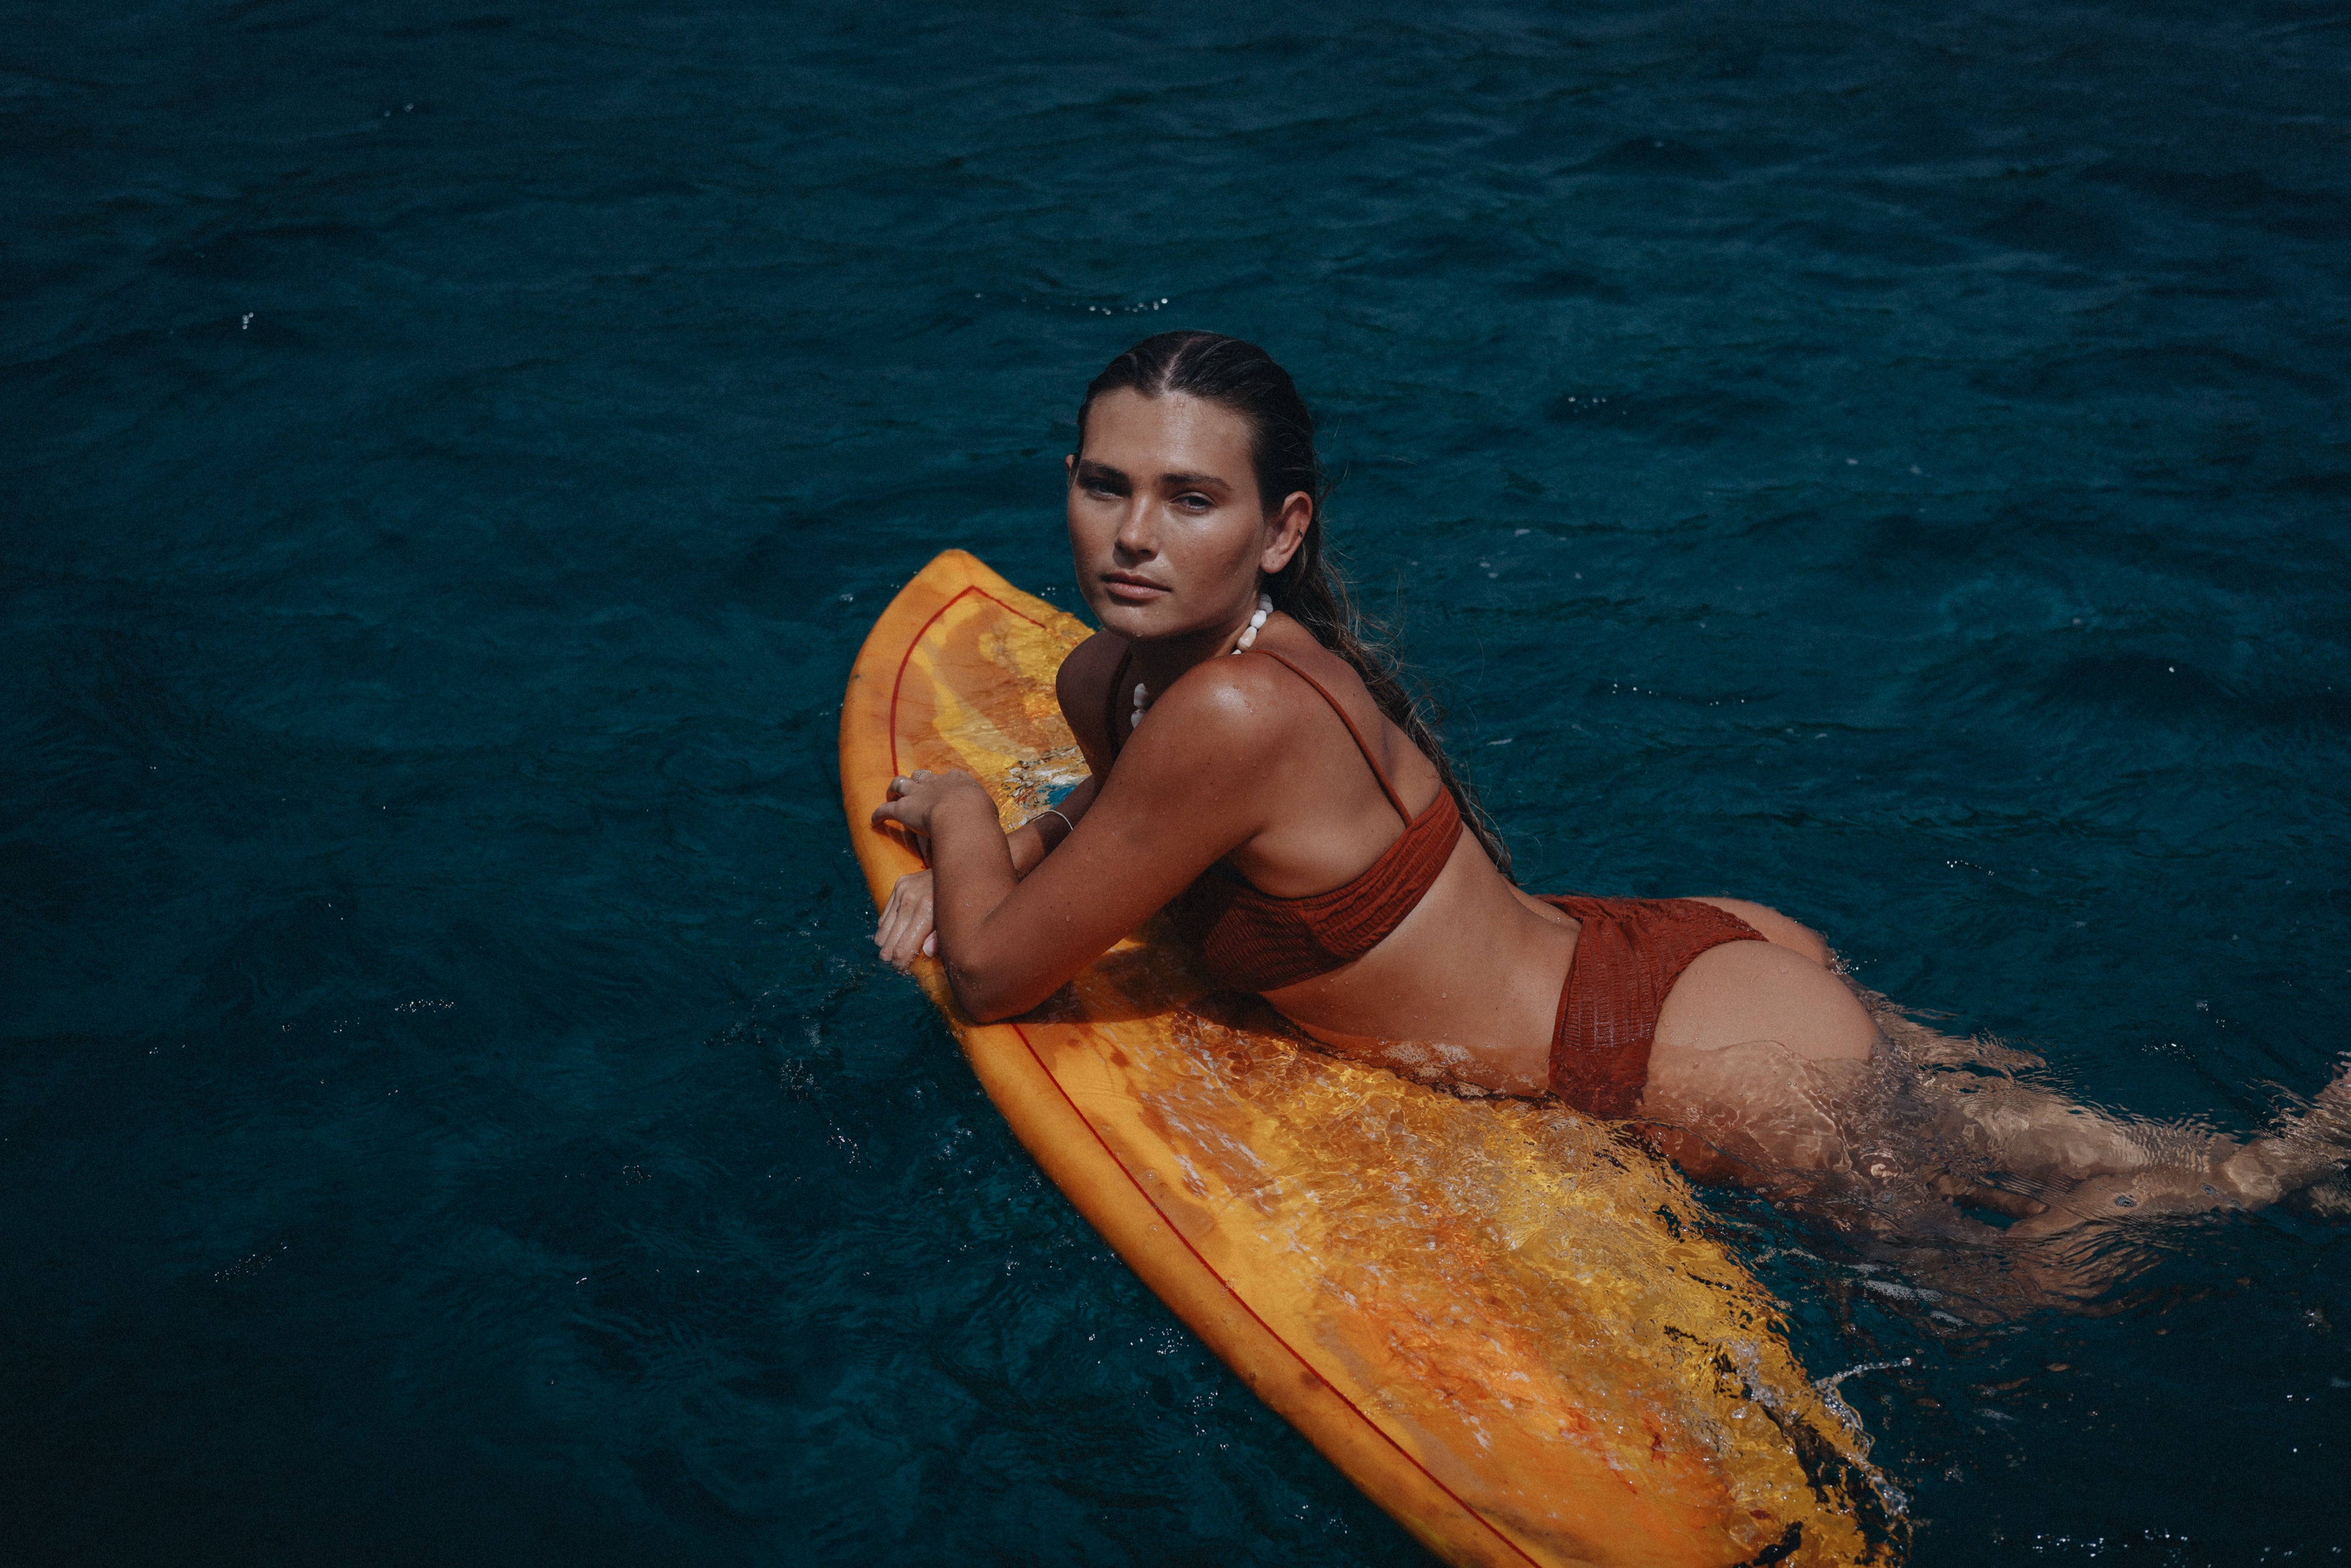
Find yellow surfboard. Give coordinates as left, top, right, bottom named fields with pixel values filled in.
left=839, top=550, right=1900, bottom=1567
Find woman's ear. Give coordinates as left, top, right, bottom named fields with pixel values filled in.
left=1260, top=491, right=1312, bottom=575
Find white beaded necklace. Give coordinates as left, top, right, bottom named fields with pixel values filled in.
left=1130, top=591, right=1272, bottom=734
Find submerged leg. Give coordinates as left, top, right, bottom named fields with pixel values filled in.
left=1631, top=922, right=2351, bottom=1253
left=1932, top=1080, right=2166, bottom=1180
left=1903, top=1040, right=2351, bottom=1238
left=2001, top=1060, right=2351, bottom=1237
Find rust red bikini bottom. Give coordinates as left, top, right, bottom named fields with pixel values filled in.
left=1537, top=896, right=1766, bottom=1120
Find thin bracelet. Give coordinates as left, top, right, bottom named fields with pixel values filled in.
left=1032, top=806, right=1077, bottom=842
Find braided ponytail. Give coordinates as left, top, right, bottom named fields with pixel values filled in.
left=1078, top=331, right=1515, bottom=880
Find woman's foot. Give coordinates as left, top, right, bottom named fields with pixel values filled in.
left=2223, top=1053, right=2351, bottom=1204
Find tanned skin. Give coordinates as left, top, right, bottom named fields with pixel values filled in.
left=873, top=388, right=1872, bottom=1117
left=872, top=389, right=2351, bottom=1258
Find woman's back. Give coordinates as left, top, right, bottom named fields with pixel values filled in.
left=1060, top=622, right=1579, bottom=1097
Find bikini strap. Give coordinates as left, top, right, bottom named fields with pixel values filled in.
left=1245, top=649, right=1415, bottom=823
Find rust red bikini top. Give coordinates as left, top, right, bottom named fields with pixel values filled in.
left=1107, top=646, right=1463, bottom=992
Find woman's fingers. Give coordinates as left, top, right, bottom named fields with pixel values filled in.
left=866, top=775, right=969, bottom=965
left=878, top=906, right=918, bottom=968
left=879, top=886, right=917, bottom=960
left=873, top=769, right=959, bottom=832
left=873, top=869, right=937, bottom=971
left=873, top=877, right=907, bottom=957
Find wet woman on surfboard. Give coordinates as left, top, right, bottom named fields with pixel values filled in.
left=872, top=330, right=2347, bottom=1261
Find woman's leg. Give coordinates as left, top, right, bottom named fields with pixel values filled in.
left=1870, top=1001, right=2351, bottom=1237
left=1987, top=1066, right=2351, bottom=1238
left=1634, top=899, right=2351, bottom=1225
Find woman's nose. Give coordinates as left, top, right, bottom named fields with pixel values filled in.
left=1114, top=499, right=1156, bottom=557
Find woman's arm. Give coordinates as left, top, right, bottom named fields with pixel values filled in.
left=873, top=632, right=1126, bottom=973
left=871, top=773, right=1103, bottom=971
left=872, top=660, right=1289, bottom=1020
left=1006, top=775, right=1100, bottom=875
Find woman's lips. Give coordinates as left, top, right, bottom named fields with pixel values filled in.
left=1101, top=575, right=1168, bottom=604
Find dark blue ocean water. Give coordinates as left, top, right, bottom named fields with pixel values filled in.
left=5, top=1, right=2347, bottom=1562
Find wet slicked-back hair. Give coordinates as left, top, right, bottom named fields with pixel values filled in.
left=1077, top=330, right=1512, bottom=879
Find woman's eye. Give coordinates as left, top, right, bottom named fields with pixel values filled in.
left=1175, top=493, right=1213, bottom=511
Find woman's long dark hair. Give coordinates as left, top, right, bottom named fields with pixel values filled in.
left=1077, top=330, right=1514, bottom=879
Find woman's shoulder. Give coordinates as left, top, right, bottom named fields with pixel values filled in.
left=1056, top=630, right=1295, bottom=720
left=1056, top=627, right=1347, bottom=761
left=1174, top=635, right=1428, bottom=794
left=1155, top=635, right=1339, bottom=738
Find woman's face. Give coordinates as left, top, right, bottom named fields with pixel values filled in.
left=1067, top=388, right=1308, bottom=644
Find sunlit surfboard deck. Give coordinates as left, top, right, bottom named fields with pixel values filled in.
left=839, top=550, right=1900, bottom=1568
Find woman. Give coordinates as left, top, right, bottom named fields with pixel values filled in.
left=870, top=330, right=2345, bottom=1254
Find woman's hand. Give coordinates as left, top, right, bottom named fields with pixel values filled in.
left=870, top=768, right=990, bottom=842
left=869, top=770, right=992, bottom=974
left=873, top=869, right=937, bottom=971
